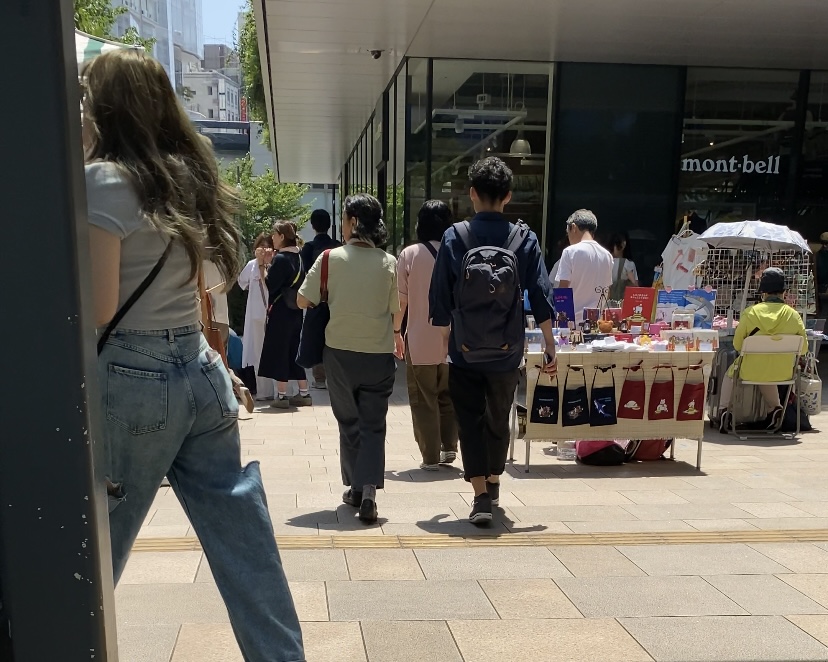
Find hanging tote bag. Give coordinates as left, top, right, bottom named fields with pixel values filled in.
left=648, top=365, right=675, bottom=421
left=530, top=370, right=560, bottom=425
left=561, top=366, right=590, bottom=427
left=296, top=249, right=331, bottom=369
left=799, top=353, right=822, bottom=416
left=617, top=361, right=645, bottom=420
left=589, top=366, right=618, bottom=427
left=677, top=362, right=705, bottom=421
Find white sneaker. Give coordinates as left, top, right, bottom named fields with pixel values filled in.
left=440, top=451, right=457, bottom=464
left=419, top=462, right=440, bottom=471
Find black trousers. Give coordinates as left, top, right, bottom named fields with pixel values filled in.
left=449, top=364, right=519, bottom=480
left=324, top=347, right=396, bottom=489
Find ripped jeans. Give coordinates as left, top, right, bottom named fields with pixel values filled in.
left=99, top=325, right=304, bottom=662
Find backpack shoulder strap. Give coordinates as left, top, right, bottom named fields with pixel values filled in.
left=98, top=240, right=173, bottom=355
left=421, top=241, right=438, bottom=259
left=454, top=221, right=478, bottom=252
left=504, top=223, right=528, bottom=254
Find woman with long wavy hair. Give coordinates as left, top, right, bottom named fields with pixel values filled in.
left=83, top=50, right=304, bottom=661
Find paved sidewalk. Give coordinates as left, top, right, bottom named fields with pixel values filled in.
left=116, top=369, right=828, bottom=661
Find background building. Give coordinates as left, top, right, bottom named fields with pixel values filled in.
left=181, top=70, right=241, bottom=121
left=112, top=0, right=174, bottom=78
left=253, top=0, right=828, bottom=280
left=203, top=44, right=240, bottom=85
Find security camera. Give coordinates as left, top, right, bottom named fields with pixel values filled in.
left=370, top=49, right=383, bottom=60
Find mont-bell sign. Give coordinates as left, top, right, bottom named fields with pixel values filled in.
left=681, top=155, right=781, bottom=175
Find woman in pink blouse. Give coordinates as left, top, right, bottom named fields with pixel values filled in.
left=393, top=201, right=458, bottom=470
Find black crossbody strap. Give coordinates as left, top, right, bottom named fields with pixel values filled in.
left=421, top=241, right=438, bottom=259
left=97, top=241, right=173, bottom=355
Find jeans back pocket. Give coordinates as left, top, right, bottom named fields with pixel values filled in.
left=106, top=365, right=168, bottom=434
left=202, top=357, right=239, bottom=419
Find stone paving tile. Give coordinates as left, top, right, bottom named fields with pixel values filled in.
left=170, top=624, right=242, bottom=662
left=670, top=488, right=797, bottom=504
left=732, top=501, right=814, bottom=518
left=576, top=477, right=696, bottom=491
left=549, top=545, right=646, bottom=578
left=780, top=489, right=828, bottom=502
left=703, top=574, right=827, bottom=615
left=326, top=580, right=497, bottom=621
left=117, top=625, right=180, bottom=662
left=779, top=575, right=828, bottom=609
left=361, top=621, right=462, bottom=661
left=509, top=505, right=639, bottom=522
left=502, top=520, right=574, bottom=534
left=345, top=549, right=425, bottom=581
left=620, top=503, right=759, bottom=520
left=619, top=616, right=828, bottom=661
left=120, top=551, right=203, bottom=585
left=617, top=543, right=790, bottom=576
left=619, top=490, right=690, bottom=505
left=449, top=619, right=653, bottom=662
left=380, top=521, right=511, bottom=537
left=506, top=490, right=634, bottom=506
left=136, top=524, right=190, bottom=539
left=296, top=622, right=367, bottom=662
left=414, top=547, right=571, bottom=580
left=149, top=508, right=191, bottom=526
left=793, top=502, right=828, bottom=517
left=556, top=576, right=745, bottom=618
left=788, top=615, right=828, bottom=648
left=749, top=543, right=828, bottom=574
left=270, top=507, right=340, bottom=527
left=564, top=519, right=694, bottom=534
left=289, top=581, right=329, bottom=622
left=480, top=579, right=582, bottom=619
left=115, top=583, right=230, bottom=626
left=684, top=518, right=760, bottom=531
left=749, top=517, right=828, bottom=530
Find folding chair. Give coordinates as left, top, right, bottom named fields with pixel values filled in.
left=725, top=334, right=805, bottom=440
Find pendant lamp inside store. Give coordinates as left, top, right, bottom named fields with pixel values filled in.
left=510, top=131, right=531, bottom=156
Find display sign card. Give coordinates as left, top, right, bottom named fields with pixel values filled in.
left=553, top=288, right=576, bottom=329
left=622, top=287, right=656, bottom=322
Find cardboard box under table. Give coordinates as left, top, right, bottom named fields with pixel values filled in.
left=522, top=351, right=714, bottom=472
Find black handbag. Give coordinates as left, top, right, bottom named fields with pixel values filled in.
left=530, top=371, right=559, bottom=425
left=562, top=366, right=590, bottom=427
left=296, top=250, right=331, bottom=369
left=589, top=366, right=618, bottom=427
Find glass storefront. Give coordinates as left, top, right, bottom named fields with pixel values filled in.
left=341, top=59, right=828, bottom=259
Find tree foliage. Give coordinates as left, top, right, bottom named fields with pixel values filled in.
left=73, top=0, right=156, bottom=53
left=222, top=155, right=311, bottom=249
left=238, top=0, right=270, bottom=144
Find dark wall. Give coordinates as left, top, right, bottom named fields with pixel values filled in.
left=548, top=63, right=686, bottom=285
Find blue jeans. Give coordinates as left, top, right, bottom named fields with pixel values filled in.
left=99, top=325, right=305, bottom=662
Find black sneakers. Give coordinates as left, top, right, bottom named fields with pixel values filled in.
left=342, top=489, right=362, bottom=507
left=486, top=481, right=500, bottom=506
left=469, top=493, right=493, bottom=526
left=359, top=499, right=378, bottom=523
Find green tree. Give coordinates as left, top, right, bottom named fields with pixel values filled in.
left=238, top=0, right=269, bottom=144
left=73, top=0, right=156, bottom=53
left=222, top=155, right=311, bottom=249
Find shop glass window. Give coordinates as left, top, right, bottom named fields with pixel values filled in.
left=393, top=67, right=407, bottom=252
left=678, top=68, right=800, bottom=234
left=406, top=58, right=429, bottom=245
left=800, top=72, right=828, bottom=243
left=430, top=60, right=552, bottom=240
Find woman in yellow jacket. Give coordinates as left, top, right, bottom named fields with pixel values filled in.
left=719, top=267, right=808, bottom=432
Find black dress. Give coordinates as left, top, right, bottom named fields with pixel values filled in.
left=258, top=251, right=306, bottom=382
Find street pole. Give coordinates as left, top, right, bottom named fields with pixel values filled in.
left=0, top=2, right=118, bottom=660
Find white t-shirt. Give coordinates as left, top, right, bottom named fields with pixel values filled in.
left=549, top=259, right=562, bottom=287
left=661, top=234, right=709, bottom=290
left=613, top=258, right=638, bottom=284
left=202, top=260, right=230, bottom=325
left=557, top=240, right=614, bottom=318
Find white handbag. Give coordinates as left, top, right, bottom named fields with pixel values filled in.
left=799, top=353, right=822, bottom=416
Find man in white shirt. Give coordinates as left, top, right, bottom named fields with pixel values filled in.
left=557, top=209, right=614, bottom=319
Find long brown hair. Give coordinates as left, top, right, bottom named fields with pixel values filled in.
left=82, top=49, right=242, bottom=283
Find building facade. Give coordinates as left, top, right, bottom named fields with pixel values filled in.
left=340, top=60, right=828, bottom=283
left=203, top=44, right=241, bottom=85
left=112, top=0, right=175, bottom=78
left=182, top=70, right=241, bottom=121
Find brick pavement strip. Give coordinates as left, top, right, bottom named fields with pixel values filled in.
left=117, top=378, right=828, bottom=660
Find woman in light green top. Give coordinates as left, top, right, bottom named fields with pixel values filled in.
left=298, top=194, right=399, bottom=524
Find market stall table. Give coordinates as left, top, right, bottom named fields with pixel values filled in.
left=519, top=350, right=714, bottom=472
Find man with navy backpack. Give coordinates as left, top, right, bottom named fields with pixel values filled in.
left=429, top=157, right=557, bottom=526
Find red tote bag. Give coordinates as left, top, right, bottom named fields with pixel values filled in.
left=648, top=365, right=675, bottom=421
left=677, top=362, right=705, bottom=421
left=617, top=361, right=645, bottom=420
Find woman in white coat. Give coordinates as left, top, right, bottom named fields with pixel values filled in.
left=238, top=232, right=277, bottom=400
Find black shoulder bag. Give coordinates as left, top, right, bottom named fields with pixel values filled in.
left=97, top=241, right=173, bottom=355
